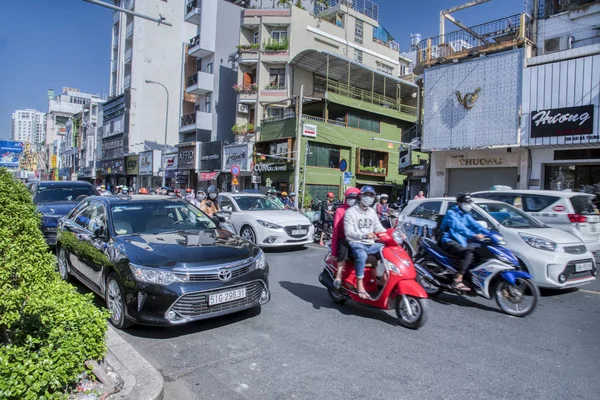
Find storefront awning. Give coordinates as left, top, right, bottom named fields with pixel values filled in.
left=199, top=172, right=219, bottom=181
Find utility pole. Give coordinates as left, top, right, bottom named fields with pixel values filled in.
left=300, top=140, right=309, bottom=212
left=293, top=85, right=304, bottom=210
left=82, top=0, right=172, bottom=26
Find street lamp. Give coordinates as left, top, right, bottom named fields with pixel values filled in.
left=145, top=79, right=169, bottom=186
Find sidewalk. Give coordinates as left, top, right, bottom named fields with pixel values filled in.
left=105, top=326, right=164, bottom=400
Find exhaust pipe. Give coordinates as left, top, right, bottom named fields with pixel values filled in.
left=319, top=271, right=335, bottom=290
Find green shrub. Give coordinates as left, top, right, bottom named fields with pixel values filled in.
left=0, top=168, right=109, bottom=399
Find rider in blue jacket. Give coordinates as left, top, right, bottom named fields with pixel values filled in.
left=440, top=193, right=490, bottom=291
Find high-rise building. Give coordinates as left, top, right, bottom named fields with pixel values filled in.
left=11, top=109, right=45, bottom=145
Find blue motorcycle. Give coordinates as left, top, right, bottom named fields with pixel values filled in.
left=413, top=233, right=539, bottom=317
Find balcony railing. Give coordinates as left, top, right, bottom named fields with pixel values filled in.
left=373, top=37, right=399, bottom=52
left=315, top=76, right=418, bottom=117
left=320, top=0, right=379, bottom=22
left=187, top=74, right=198, bottom=87
left=181, top=112, right=196, bottom=127
left=264, top=83, right=286, bottom=90
left=189, top=34, right=200, bottom=47
left=186, top=0, right=199, bottom=14
left=415, top=13, right=530, bottom=72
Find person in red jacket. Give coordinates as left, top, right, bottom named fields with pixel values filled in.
left=331, top=187, right=361, bottom=289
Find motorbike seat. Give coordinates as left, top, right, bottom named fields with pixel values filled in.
left=422, top=238, right=462, bottom=262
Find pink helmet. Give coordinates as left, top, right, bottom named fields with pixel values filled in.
left=344, top=187, right=360, bottom=199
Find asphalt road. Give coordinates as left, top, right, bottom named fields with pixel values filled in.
left=114, top=245, right=600, bottom=400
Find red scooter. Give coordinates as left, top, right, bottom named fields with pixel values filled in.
left=319, top=228, right=429, bottom=329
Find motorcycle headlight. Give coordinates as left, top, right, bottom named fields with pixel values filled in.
left=255, top=251, right=266, bottom=270
left=384, top=259, right=400, bottom=274
left=130, top=264, right=185, bottom=286
left=257, top=220, right=283, bottom=229
left=518, top=233, right=556, bottom=252
left=492, top=233, right=506, bottom=246
left=392, top=229, right=406, bottom=245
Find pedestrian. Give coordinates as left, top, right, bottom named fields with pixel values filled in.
left=414, top=190, right=426, bottom=200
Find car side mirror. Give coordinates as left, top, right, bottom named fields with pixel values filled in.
left=477, top=220, right=490, bottom=229
left=213, top=211, right=231, bottom=223
left=93, top=225, right=106, bottom=240
left=222, top=205, right=233, bottom=213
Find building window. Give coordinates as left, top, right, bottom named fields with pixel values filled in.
left=355, top=19, right=363, bottom=45
left=271, top=30, right=288, bottom=43
left=266, top=107, right=284, bottom=119
left=354, top=49, right=363, bottom=63
left=206, top=62, right=213, bottom=74
left=357, top=149, right=388, bottom=175
left=204, top=93, right=211, bottom=113
left=268, top=68, right=286, bottom=89
left=253, top=31, right=259, bottom=44
left=378, top=62, right=395, bottom=75
left=307, top=142, right=340, bottom=169
left=306, top=184, right=340, bottom=201
left=348, top=113, right=380, bottom=133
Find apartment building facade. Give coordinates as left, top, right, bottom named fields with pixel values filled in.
left=11, top=109, right=45, bottom=145
left=231, top=0, right=417, bottom=198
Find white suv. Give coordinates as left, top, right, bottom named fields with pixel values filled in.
left=473, top=190, right=600, bottom=257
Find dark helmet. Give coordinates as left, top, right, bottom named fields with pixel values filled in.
left=360, top=185, right=376, bottom=196
left=207, top=185, right=219, bottom=197
left=456, top=192, right=473, bottom=204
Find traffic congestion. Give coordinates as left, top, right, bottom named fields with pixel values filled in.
left=27, top=179, right=598, bottom=330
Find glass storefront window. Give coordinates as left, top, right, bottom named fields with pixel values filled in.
left=544, top=164, right=600, bottom=194
left=306, top=142, right=340, bottom=169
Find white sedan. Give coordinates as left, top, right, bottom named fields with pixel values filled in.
left=218, top=193, right=314, bottom=248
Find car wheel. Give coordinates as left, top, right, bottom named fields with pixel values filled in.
left=106, top=273, right=134, bottom=329
left=240, top=225, right=257, bottom=244
left=57, top=247, right=71, bottom=282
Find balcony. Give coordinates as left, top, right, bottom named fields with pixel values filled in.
left=237, top=45, right=260, bottom=64
left=124, top=48, right=132, bottom=63
left=414, top=13, right=530, bottom=74
left=186, top=71, right=213, bottom=95
left=241, top=8, right=291, bottom=28
left=314, top=76, right=417, bottom=122
left=260, top=84, right=287, bottom=102
left=261, top=39, right=290, bottom=63
left=184, top=0, right=201, bottom=25
left=188, top=34, right=214, bottom=59
left=179, top=111, right=212, bottom=133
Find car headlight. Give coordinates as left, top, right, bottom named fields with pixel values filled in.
left=130, top=264, right=185, bottom=286
left=257, top=220, right=283, bottom=229
left=518, top=233, right=556, bottom=252
left=255, top=251, right=266, bottom=270
left=392, top=229, right=406, bottom=244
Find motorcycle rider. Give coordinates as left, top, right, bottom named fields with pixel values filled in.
left=139, top=187, right=148, bottom=194
left=287, top=192, right=298, bottom=211
left=440, top=192, right=490, bottom=291
left=376, top=194, right=391, bottom=229
left=331, top=187, right=360, bottom=289
left=193, top=188, right=206, bottom=208
left=200, top=185, right=220, bottom=217
left=344, top=186, right=386, bottom=299
left=267, top=188, right=285, bottom=208
left=280, top=191, right=291, bottom=208
left=319, top=192, right=336, bottom=246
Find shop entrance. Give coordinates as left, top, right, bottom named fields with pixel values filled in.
left=544, top=164, right=600, bottom=193
left=447, top=167, right=518, bottom=196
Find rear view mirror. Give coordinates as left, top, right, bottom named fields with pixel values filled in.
left=477, top=220, right=490, bottom=229
left=93, top=225, right=106, bottom=240
left=222, top=205, right=233, bottom=213
left=213, top=211, right=231, bottom=223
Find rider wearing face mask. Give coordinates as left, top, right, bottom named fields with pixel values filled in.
left=440, top=193, right=490, bottom=291
left=331, top=187, right=360, bottom=289
left=343, top=186, right=387, bottom=299
left=200, top=185, right=220, bottom=217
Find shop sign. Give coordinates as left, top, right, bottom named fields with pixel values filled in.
left=303, top=123, right=317, bottom=138
left=175, top=170, right=189, bottom=185
left=458, top=157, right=503, bottom=166
left=178, top=145, right=196, bottom=169
left=254, top=163, right=287, bottom=172
left=51, top=155, right=57, bottom=169
left=139, top=151, right=153, bottom=175
left=223, top=144, right=249, bottom=170
left=251, top=175, right=261, bottom=184
left=162, top=153, right=178, bottom=170
left=125, top=155, right=139, bottom=175
left=199, top=141, right=223, bottom=171
left=101, top=159, right=123, bottom=174
left=447, top=152, right=520, bottom=168
left=530, top=105, right=594, bottom=138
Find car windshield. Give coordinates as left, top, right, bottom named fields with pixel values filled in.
left=111, top=201, right=217, bottom=235
left=36, top=186, right=97, bottom=202
left=477, top=202, right=546, bottom=229
left=570, top=195, right=599, bottom=215
left=233, top=196, right=283, bottom=211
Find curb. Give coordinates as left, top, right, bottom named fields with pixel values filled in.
left=105, top=326, right=164, bottom=400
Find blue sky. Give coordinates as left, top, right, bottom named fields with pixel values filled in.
left=0, top=0, right=525, bottom=140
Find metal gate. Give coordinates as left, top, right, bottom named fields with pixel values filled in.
left=447, top=167, right=518, bottom=196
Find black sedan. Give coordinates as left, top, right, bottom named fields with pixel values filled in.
left=33, top=181, right=98, bottom=246
left=56, top=195, right=270, bottom=329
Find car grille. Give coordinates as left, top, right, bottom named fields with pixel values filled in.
left=564, top=245, right=587, bottom=254
left=179, top=260, right=254, bottom=282
left=566, top=271, right=594, bottom=281
left=562, top=259, right=595, bottom=282
left=284, top=225, right=310, bottom=238
left=170, top=281, right=264, bottom=318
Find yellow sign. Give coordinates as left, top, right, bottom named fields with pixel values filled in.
left=232, top=177, right=239, bottom=185
left=51, top=155, right=57, bottom=169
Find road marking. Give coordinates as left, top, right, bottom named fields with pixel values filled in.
left=579, top=289, right=600, bottom=295
left=306, top=244, right=328, bottom=251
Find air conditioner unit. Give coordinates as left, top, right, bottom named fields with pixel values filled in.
left=237, top=103, right=249, bottom=114
left=543, top=36, right=572, bottom=54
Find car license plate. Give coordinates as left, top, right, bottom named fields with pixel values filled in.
left=208, top=288, right=246, bottom=306
left=575, top=262, right=593, bottom=272
left=292, top=229, right=308, bottom=235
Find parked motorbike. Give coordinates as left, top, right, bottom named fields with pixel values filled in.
left=319, top=229, right=429, bottom=329
left=414, top=234, right=539, bottom=317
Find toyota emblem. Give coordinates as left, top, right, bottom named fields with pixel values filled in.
left=218, top=268, right=232, bottom=282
